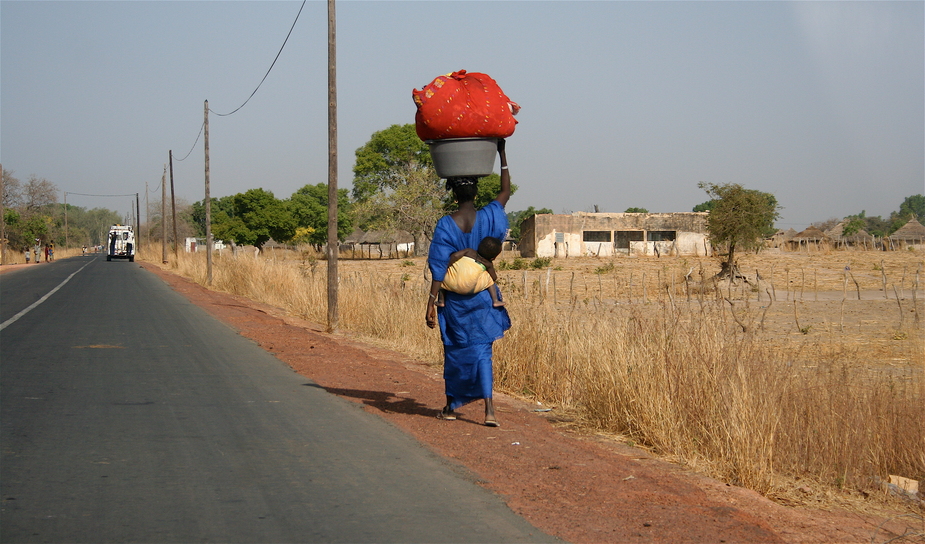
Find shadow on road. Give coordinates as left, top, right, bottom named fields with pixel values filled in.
left=303, top=383, right=434, bottom=418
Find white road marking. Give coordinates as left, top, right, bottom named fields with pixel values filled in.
left=0, top=261, right=92, bottom=331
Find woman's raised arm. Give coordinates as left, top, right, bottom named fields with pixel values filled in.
left=495, top=139, right=511, bottom=207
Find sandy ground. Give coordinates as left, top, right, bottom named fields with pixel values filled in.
left=4, top=257, right=922, bottom=543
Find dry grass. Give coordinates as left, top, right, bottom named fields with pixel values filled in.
left=140, top=245, right=924, bottom=509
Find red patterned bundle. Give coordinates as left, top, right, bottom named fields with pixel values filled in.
left=412, top=70, right=520, bottom=141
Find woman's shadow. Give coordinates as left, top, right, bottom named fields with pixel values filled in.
left=303, top=383, right=434, bottom=417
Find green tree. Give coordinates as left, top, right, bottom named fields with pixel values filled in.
left=352, top=124, right=433, bottom=203
left=289, top=183, right=354, bottom=247
left=211, top=188, right=296, bottom=251
left=841, top=217, right=867, bottom=236
left=354, top=163, right=447, bottom=255
left=898, top=194, right=925, bottom=219
left=861, top=212, right=893, bottom=238
left=507, top=206, right=553, bottom=242
left=888, top=194, right=925, bottom=233
left=624, top=207, right=649, bottom=213
left=469, top=173, right=518, bottom=210
left=698, top=182, right=780, bottom=276
left=692, top=200, right=716, bottom=212
left=192, top=196, right=235, bottom=237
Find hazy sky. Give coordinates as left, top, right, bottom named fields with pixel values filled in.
left=2, top=1, right=922, bottom=230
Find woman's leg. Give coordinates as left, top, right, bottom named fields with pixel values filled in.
left=484, top=397, right=498, bottom=427
left=438, top=396, right=457, bottom=420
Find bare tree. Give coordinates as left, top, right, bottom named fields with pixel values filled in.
left=2, top=168, right=22, bottom=209
left=23, top=175, right=58, bottom=211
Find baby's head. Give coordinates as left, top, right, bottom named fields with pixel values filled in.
left=477, top=236, right=503, bottom=262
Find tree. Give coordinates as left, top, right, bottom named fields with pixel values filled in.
left=211, top=189, right=296, bottom=252
left=898, top=194, right=925, bottom=219
left=22, top=175, right=58, bottom=211
left=60, top=205, right=121, bottom=247
left=692, top=200, right=715, bottom=213
left=2, top=168, right=22, bottom=209
left=841, top=217, right=867, bottom=236
left=354, top=163, right=447, bottom=255
left=888, top=194, right=925, bottom=233
left=470, top=173, right=518, bottom=210
left=862, top=213, right=891, bottom=238
left=624, top=207, right=649, bottom=213
left=507, top=206, right=553, bottom=242
left=698, top=182, right=780, bottom=277
left=289, top=183, right=354, bottom=247
left=352, top=124, right=433, bottom=203
left=192, top=196, right=235, bottom=237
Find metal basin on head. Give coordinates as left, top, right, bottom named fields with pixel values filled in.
left=427, top=137, right=498, bottom=179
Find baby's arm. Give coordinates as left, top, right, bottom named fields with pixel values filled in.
left=484, top=260, right=498, bottom=282
left=448, top=248, right=480, bottom=266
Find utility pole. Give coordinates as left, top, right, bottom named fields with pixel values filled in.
left=326, top=0, right=339, bottom=332
left=161, top=165, right=167, bottom=263
left=169, top=150, right=178, bottom=260
left=204, top=100, right=212, bottom=285
left=64, top=192, right=68, bottom=252
left=1, top=162, right=5, bottom=265
left=144, top=182, right=149, bottom=247
left=136, top=193, right=140, bottom=252
left=143, top=181, right=151, bottom=245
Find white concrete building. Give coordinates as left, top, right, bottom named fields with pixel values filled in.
left=519, top=212, right=712, bottom=258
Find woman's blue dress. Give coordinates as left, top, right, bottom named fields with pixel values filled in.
left=428, top=200, right=511, bottom=410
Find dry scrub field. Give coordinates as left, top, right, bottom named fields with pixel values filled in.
left=145, top=245, right=924, bottom=515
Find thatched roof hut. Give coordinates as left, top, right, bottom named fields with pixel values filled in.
left=343, top=229, right=416, bottom=258
left=888, top=217, right=925, bottom=241
left=787, top=226, right=829, bottom=251
left=825, top=221, right=873, bottom=244
left=793, top=226, right=828, bottom=242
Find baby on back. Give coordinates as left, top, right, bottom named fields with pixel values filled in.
left=437, top=236, right=505, bottom=308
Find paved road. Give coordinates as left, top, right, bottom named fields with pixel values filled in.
left=1, top=255, right=557, bottom=543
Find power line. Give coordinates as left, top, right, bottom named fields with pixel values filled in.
left=65, top=192, right=138, bottom=198
left=174, top=121, right=204, bottom=162
left=210, top=0, right=307, bottom=117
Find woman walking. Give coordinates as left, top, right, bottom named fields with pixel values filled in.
left=426, top=139, right=512, bottom=426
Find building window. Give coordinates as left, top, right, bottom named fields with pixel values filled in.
left=615, top=230, right=644, bottom=248
left=583, top=230, right=611, bottom=242
left=647, top=230, right=676, bottom=242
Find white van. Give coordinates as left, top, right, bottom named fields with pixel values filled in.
left=107, top=225, right=135, bottom=262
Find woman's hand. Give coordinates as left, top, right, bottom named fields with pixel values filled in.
left=426, top=301, right=437, bottom=329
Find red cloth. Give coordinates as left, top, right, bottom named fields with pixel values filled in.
left=413, top=70, right=519, bottom=141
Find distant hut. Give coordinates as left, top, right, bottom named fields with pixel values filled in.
left=825, top=221, right=874, bottom=249
left=342, top=228, right=365, bottom=255
left=771, top=228, right=798, bottom=248
left=354, top=230, right=415, bottom=259
left=790, top=226, right=829, bottom=251
left=888, top=217, right=925, bottom=249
